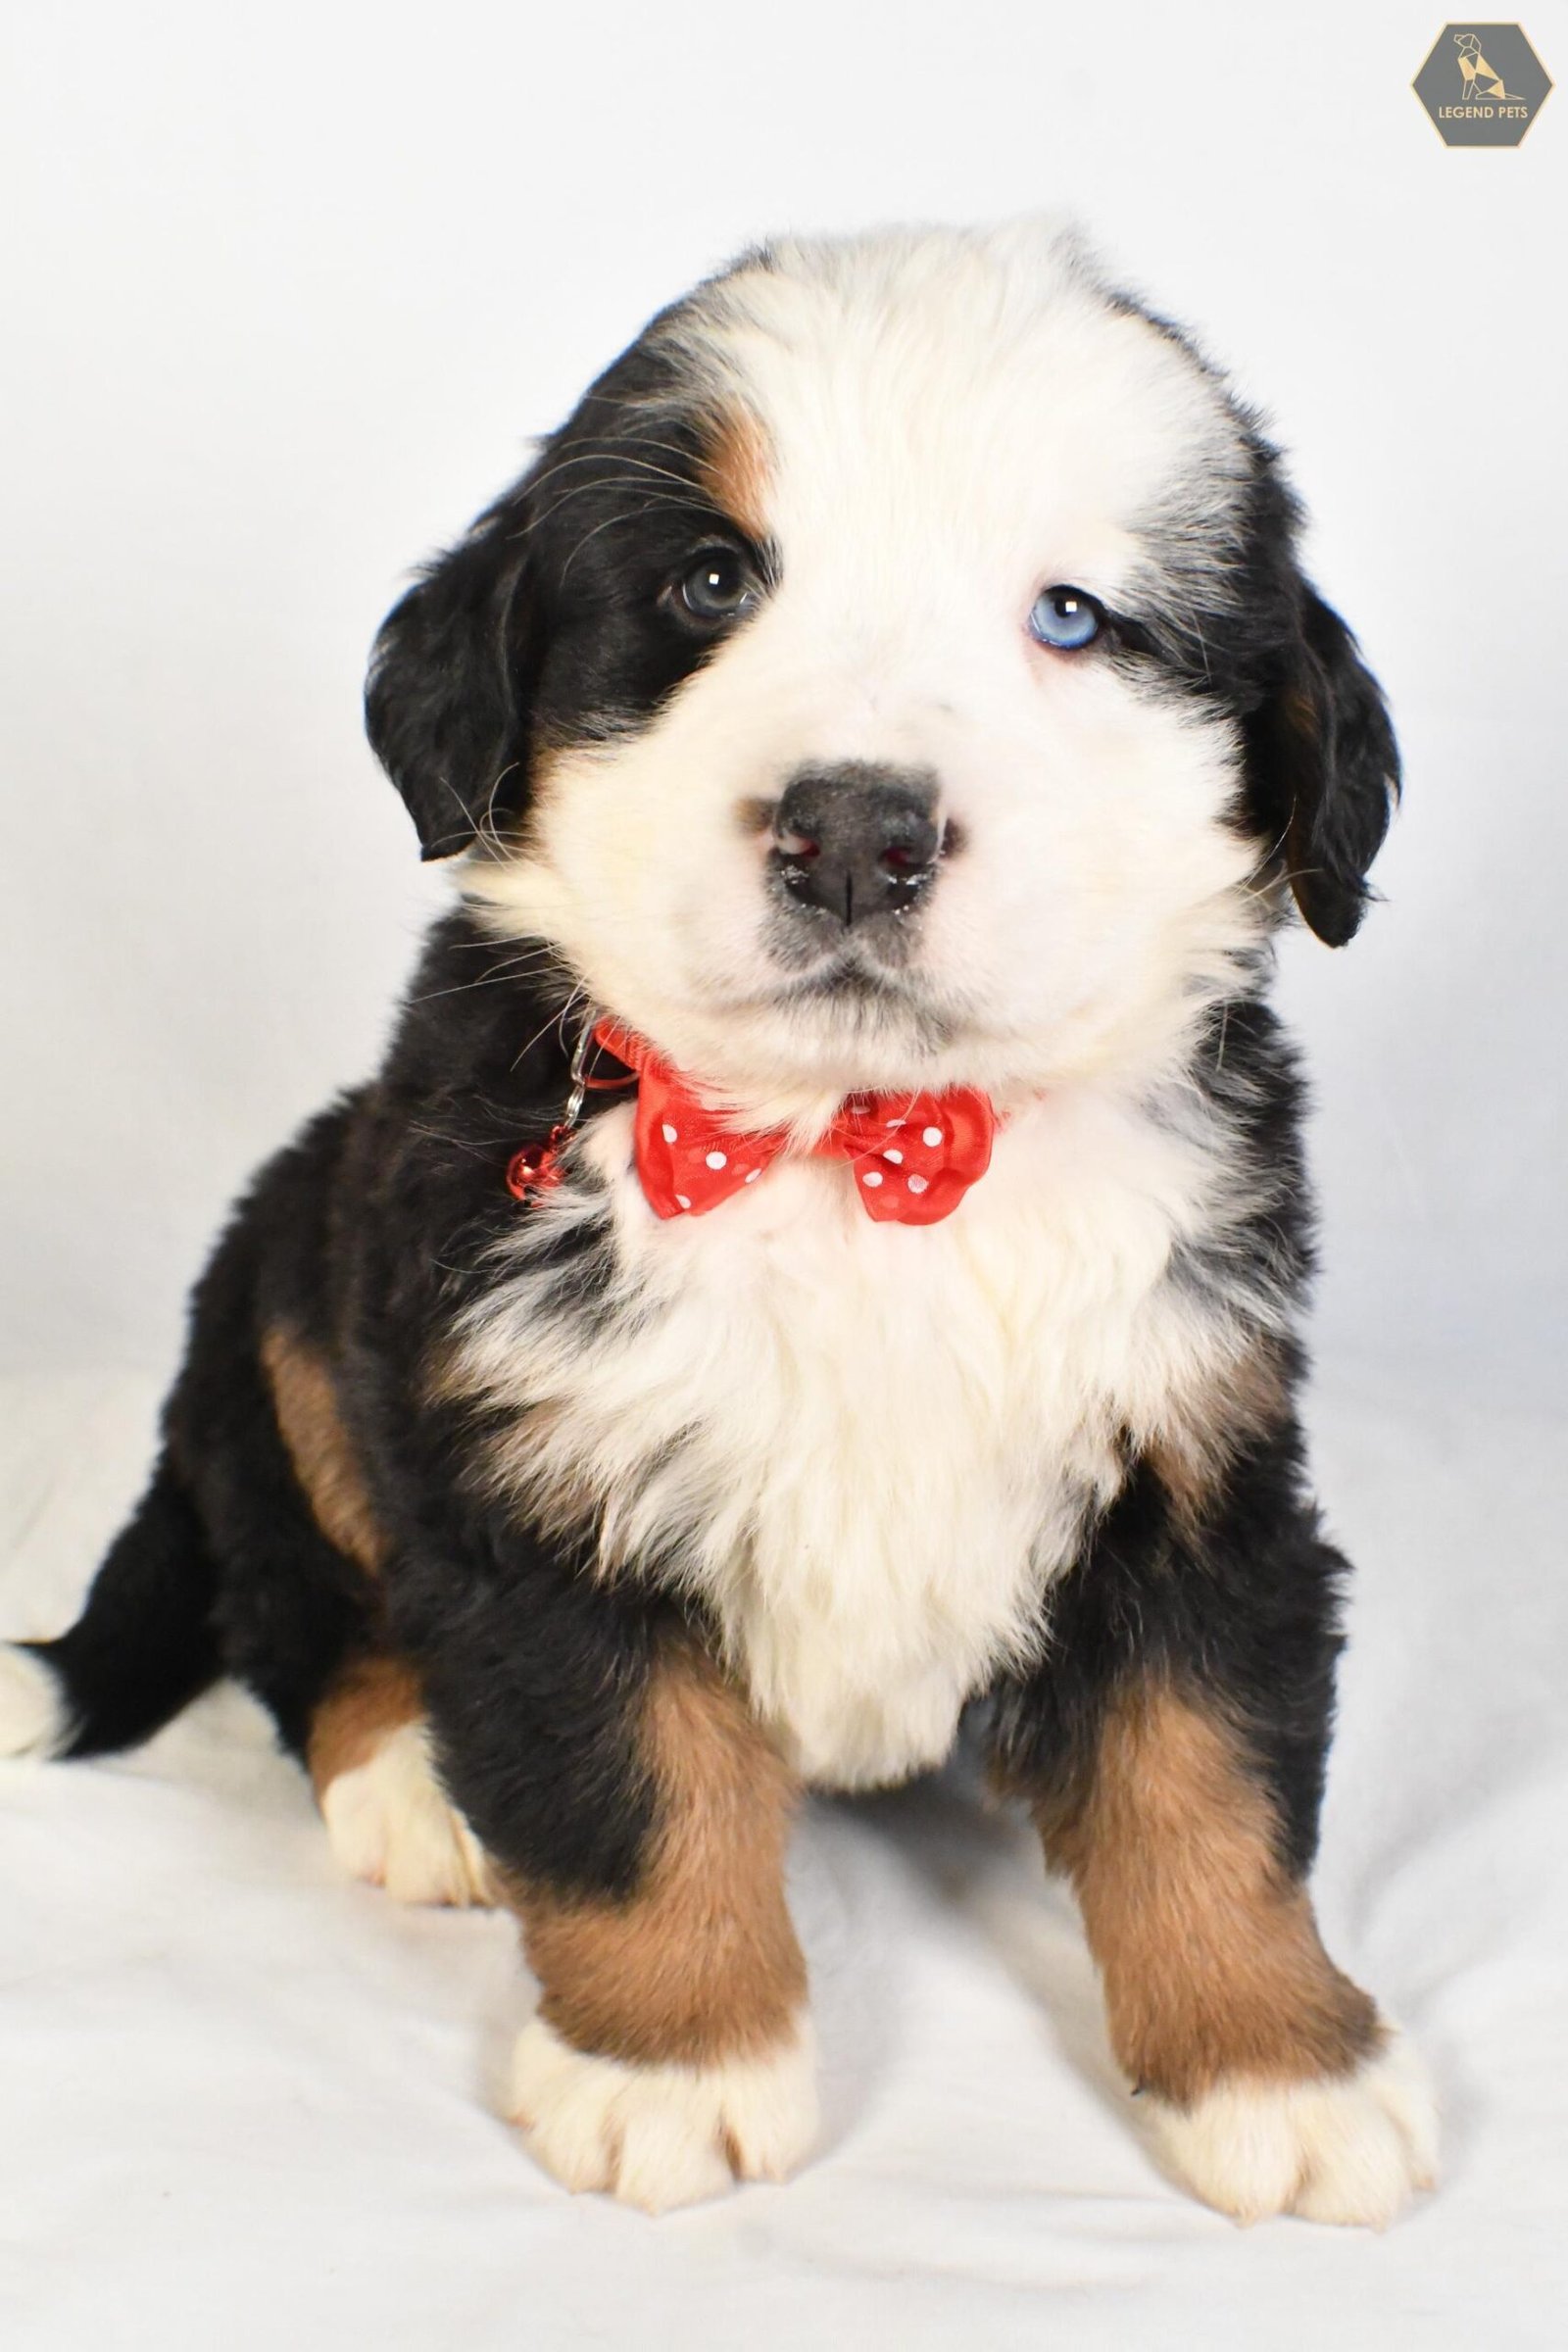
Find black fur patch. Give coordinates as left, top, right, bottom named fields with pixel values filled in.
left=1104, top=284, right=1399, bottom=945
left=366, top=314, right=772, bottom=860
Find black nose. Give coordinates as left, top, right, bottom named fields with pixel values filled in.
left=771, top=765, right=942, bottom=928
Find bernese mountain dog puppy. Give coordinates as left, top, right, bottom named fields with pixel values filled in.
left=0, top=220, right=1436, bottom=2224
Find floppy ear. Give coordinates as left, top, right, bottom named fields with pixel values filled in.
left=1246, top=587, right=1400, bottom=947
left=364, top=491, right=534, bottom=860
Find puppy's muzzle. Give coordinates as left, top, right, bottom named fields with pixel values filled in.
left=771, top=764, right=942, bottom=930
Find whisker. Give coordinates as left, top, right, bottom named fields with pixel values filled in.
left=528, top=477, right=714, bottom=543
left=522, top=438, right=708, bottom=500
left=512, top=983, right=587, bottom=1074
left=410, top=948, right=564, bottom=1004
left=559, top=503, right=680, bottom=584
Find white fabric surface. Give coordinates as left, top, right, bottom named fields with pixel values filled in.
left=2, top=1363, right=1563, bottom=2348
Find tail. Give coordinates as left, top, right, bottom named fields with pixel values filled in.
left=0, top=1451, right=223, bottom=1760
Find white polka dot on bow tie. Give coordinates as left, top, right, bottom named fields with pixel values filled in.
left=886, top=1117, right=906, bottom=1128
left=884, top=1149, right=903, bottom=1164
left=907, top=1172, right=929, bottom=1194
left=744, top=1168, right=760, bottom=1184
left=862, top=1169, right=884, bottom=1187
left=662, top=1123, right=678, bottom=1143
left=922, top=1126, right=943, bottom=1148
left=675, top=1195, right=692, bottom=1210
left=706, top=1151, right=727, bottom=1170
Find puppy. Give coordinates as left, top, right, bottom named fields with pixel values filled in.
left=1, top=220, right=1436, bottom=2223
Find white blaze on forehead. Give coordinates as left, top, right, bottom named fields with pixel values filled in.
left=671, top=220, right=1246, bottom=620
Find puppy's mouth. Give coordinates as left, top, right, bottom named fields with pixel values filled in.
left=775, top=948, right=922, bottom=1004
left=735, top=940, right=962, bottom=1054
left=760, top=882, right=930, bottom=983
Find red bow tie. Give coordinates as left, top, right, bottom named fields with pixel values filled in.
left=588, top=1018, right=996, bottom=1226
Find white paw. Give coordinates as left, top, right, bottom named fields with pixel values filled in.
left=319, top=1721, right=494, bottom=1906
left=1148, top=2031, right=1438, bottom=2228
left=0, top=1644, right=66, bottom=1759
left=507, top=2012, right=819, bottom=2213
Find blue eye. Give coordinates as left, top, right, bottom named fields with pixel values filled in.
left=1028, top=585, right=1102, bottom=652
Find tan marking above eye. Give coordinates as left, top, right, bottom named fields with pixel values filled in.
left=697, top=404, right=773, bottom=547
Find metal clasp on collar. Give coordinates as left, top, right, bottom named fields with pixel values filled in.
left=506, top=1006, right=633, bottom=1203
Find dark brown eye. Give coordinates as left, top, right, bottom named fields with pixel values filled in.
left=675, top=548, right=758, bottom=622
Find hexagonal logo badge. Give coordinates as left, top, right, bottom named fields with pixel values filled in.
left=1414, top=24, right=1553, bottom=144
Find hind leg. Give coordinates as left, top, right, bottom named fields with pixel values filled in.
left=193, top=1412, right=495, bottom=1907
left=307, top=1655, right=494, bottom=1907
left=180, top=1322, right=492, bottom=1905
left=223, top=1319, right=494, bottom=1905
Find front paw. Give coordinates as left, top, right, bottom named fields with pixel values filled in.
left=1146, top=2029, right=1438, bottom=2228
left=506, top=2013, right=819, bottom=2212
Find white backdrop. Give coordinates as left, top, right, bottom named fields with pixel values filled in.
left=3, top=5, right=1566, bottom=2346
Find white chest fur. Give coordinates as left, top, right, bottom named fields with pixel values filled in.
left=455, top=1089, right=1248, bottom=1790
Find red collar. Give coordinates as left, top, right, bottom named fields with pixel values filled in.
left=509, top=1017, right=997, bottom=1226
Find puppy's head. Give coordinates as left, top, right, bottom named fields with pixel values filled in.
left=367, top=221, right=1397, bottom=1107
